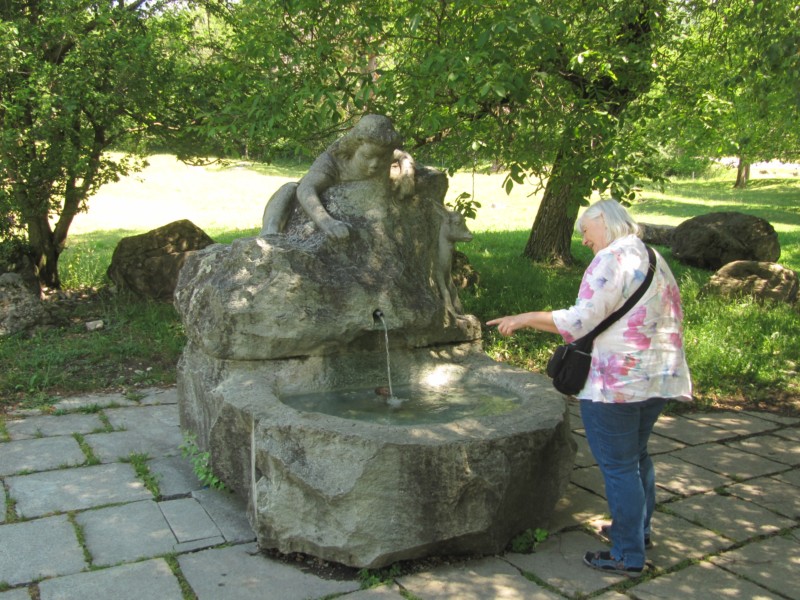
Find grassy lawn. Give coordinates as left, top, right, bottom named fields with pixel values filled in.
left=2, top=156, right=798, bottom=414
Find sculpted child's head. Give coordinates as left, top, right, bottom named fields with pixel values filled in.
left=331, top=115, right=403, bottom=177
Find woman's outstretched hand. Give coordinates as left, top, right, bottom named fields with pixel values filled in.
left=487, top=311, right=559, bottom=336
left=486, top=315, right=526, bottom=337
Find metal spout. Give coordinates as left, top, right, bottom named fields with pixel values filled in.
left=372, top=309, right=384, bottom=325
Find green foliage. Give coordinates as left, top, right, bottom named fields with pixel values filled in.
left=127, top=453, right=161, bottom=497
left=447, top=192, right=482, bottom=220
left=357, top=563, right=403, bottom=589
left=73, top=433, right=100, bottom=466
left=636, top=0, right=800, bottom=178
left=0, top=0, right=204, bottom=287
left=0, top=291, right=185, bottom=409
left=510, top=528, right=549, bottom=553
left=179, top=434, right=227, bottom=490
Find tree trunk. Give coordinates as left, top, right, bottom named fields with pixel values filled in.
left=734, top=157, right=750, bottom=188
left=522, top=151, right=591, bottom=265
left=26, top=214, right=62, bottom=289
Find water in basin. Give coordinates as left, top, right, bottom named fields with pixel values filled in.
left=281, top=382, right=522, bottom=425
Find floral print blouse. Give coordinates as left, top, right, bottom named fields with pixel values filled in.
left=552, top=235, right=693, bottom=404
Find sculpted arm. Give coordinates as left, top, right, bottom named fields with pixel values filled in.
left=295, top=169, right=350, bottom=240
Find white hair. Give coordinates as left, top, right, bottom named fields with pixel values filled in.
left=575, top=199, right=640, bottom=243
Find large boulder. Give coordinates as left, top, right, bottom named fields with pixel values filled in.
left=0, top=272, right=45, bottom=337
left=175, top=170, right=480, bottom=361
left=638, top=222, right=675, bottom=247
left=107, top=219, right=214, bottom=301
left=703, top=261, right=798, bottom=305
left=671, top=212, right=780, bottom=270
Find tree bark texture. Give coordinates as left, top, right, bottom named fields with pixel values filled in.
left=522, top=151, right=590, bottom=265
left=734, top=157, right=750, bottom=188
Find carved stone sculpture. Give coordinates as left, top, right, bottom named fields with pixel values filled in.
left=260, top=114, right=415, bottom=239
left=175, top=115, right=575, bottom=569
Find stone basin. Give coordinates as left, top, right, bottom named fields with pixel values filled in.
left=178, top=341, right=576, bottom=569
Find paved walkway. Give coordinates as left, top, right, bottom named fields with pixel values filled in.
left=1, top=387, right=798, bottom=600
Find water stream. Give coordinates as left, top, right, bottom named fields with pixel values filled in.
left=374, top=310, right=399, bottom=405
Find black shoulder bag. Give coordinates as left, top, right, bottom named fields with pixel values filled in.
left=546, top=246, right=657, bottom=395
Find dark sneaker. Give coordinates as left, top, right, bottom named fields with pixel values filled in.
left=600, top=524, right=653, bottom=549
left=583, top=550, right=644, bottom=578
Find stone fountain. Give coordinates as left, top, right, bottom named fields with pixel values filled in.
left=174, top=115, right=575, bottom=569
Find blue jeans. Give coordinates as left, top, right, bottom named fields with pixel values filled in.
left=580, top=397, right=666, bottom=569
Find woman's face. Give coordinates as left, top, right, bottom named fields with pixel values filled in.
left=352, top=142, right=393, bottom=178
left=581, top=216, right=609, bottom=255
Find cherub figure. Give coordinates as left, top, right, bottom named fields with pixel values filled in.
left=260, top=114, right=415, bottom=239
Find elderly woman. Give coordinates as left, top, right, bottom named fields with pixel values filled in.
left=487, top=199, right=692, bottom=578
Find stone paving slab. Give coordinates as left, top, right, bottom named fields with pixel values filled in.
left=104, top=404, right=180, bottom=431
left=654, top=455, right=731, bottom=496
left=671, top=442, right=788, bottom=480
left=726, top=475, right=800, bottom=519
left=728, top=434, right=800, bottom=466
left=398, top=556, right=561, bottom=600
left=0, top=437, right=86, bottom=476
left=743, top=411, right=799, bottom=425
left=37, top=558, right=184, bottom=600
left=571, top=433, right=596, bottom=468
left=138, top=386, right=179, bottom=405
left=667, top=491, right=796, bottom=543
left=546, top=483, right=609, bottom=533
left=4, top=413, right=105, bottom=440
left=773, top=467, right=800, bottom=487
left=84, top=429, right=182, bottom=463
left=76, top=499, right=176, bottom=566
left=776, top=426, right=800, bottom=443
left=646, top=510, right=732, bottom=568
left=178, top=543, right=361, bottom=600
left=0, top=488, right=6, bottom=524
left=192, top=488, right=256, bottom=543
left=631, top=560, right=783, bottom=599
left=343, top=585, right=406, bottom=599
left=159, top=497, right=222, bottom=542
left=682, top=410, right=782, bottom=436
left=148, top=455, right=204, bottom=498
left=504, top=530, right=623, bottom=596
left=654, top=415, right=738, bottom=445
left=6, top=463, right=150, bottom=518
left=50, top=392, right=137, bottom=412
left=570, top=465, right=605, bottom=497
left=0, top=589, right=30, bottom=600
left=710, top=532, right=800, bottom=599
left=648, top=432, right=686, bottom=455
left=0, top=515, right=87, bottom=586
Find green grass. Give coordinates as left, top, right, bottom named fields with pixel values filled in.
left=1, top=156, right=798, bottom=413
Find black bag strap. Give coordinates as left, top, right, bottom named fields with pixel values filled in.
left=583, top=246, right=657, bottom=344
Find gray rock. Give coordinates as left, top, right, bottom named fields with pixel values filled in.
left=107, top=219, right=214, bottom=301
left=175, top=171, right=480, bottom=362
left=671, top=211, right=780, bottom=270
left=703, top=260, right=798, bottom=304
left=0, top=272, right=45, bottom=336
left=638, top=222, right=675, bottom=247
